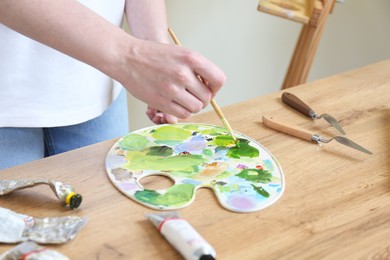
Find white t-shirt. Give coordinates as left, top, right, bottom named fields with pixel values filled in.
left=0, top=0, right=126, bottom=127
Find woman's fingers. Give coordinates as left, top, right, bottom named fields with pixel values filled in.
left=183, top=51, right=226, bottom=95
left=146, top=106, right=178, bottom=124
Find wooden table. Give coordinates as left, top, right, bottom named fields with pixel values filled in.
left=1, top=60, right=389, bottom=259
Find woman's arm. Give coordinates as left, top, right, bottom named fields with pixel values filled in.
left=125, top=0, right=169, bottom=44
left=0, top=0, right=127, bottom=79
left=125, top=0, right=175, bottom=124
left=0, top=0, right=226, bottom=121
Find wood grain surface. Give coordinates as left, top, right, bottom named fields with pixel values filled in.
left=1, top=60, right=389, bottom=259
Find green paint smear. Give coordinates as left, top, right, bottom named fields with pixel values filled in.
left=213, top=135, right=236, bottom=146
left=215, top=170, right=234, bottom=179
left=202, top=149, right=213, bottom=157
left=227, top=139, right=259, bottom=159
left=145, top=146, right=173, bottom=156
left=182, top=125, right=201, bottom=131
left=151, top=125, right=192, bottom=141
left=251, top=184, right=270, bottom=198
left=119, top=134, right=148, bottom=151
left=235, top=168, right=272, bottom=183
left=155, top=140, right=184, bottom=146
left=215, top=146, right=228, bottom=154
left=125, top=151, right=205, bottom=173
left=212, top=137, right=260, bottom=159
left=199, top=127, right=226, bottom=136
left=134, top=184, right=195, bottom=207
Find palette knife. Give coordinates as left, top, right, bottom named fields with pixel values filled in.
left=282, top=92, right=346, bottom=135
left=262, top=116, right=372, bottom=155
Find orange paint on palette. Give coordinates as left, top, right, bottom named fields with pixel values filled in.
left=256, top=165, right=264, bottom=170
left=199, top=162, right=228, bottom=177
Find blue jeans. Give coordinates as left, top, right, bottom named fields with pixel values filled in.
left=0, top=90, right=129, bottom=170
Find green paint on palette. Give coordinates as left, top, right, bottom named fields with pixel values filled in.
left=251, top=184, right=270, bottom=198
left=125, top=151, right=205, bottom=173
left=236, top=168, right=272, bottom=183
left=213, top=135, right=236, bottom=146
left=182, top=124, right=201, bottom=131
left=145, top=146, right=173, bottom=156
left=215, top=170, right=234, bottom=180
left=134, top=184, right=195, bottom=207
left=151, top=125, right=192, bottom=141
left=119, top=134, right=149, bottom=151
left=199, top=127, right=226, bottom=136
left=227, top=139, right=259, bottom=159
left=213, top=136, right=259, bottom=158
left=202, top=149, right=213, bottom=157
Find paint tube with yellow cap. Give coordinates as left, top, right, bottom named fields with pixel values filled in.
left=0, top=179, right=82, bottom=209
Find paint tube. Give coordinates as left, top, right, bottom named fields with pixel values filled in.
left=0, top=207, right=87, bottom=244
left=145, top=212, right=216, bottom=260
left=0, top=241, right=69, bottom=260
left=0, top=179, right=82, bottom=209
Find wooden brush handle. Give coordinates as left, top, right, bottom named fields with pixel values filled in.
left=262, top=116, right=313, bottom=141
left=282, top=92, right=315, bottom=118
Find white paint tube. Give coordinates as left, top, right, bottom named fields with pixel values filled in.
left=145, top=212, right=216, bottom=260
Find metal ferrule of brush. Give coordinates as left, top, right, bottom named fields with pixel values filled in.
left=311, top=134, right=330, bottom=143
left=309, top=111, right=318, bottom=119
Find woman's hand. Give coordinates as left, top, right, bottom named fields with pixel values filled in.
left=115, top=39, right=226, bottom=120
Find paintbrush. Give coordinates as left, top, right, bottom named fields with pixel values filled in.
left=168, top=28, right=238, bottom=146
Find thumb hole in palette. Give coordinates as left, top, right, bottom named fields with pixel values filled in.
left=139, top=174, right=175, bottom=190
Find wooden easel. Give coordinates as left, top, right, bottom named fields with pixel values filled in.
left=258, top=0, right=337, bottom=89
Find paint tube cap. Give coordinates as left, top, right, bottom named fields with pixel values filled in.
left=200, top=255, right=216, bottom=260
left=69, top=194, right=83, bottom=209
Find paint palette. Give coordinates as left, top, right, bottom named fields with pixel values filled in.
left=106, top=124, right=284, bottom=213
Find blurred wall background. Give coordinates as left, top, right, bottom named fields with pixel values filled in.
left=127, top=0, right=390, bottom=131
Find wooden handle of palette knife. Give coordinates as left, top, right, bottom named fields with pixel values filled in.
left=282, top=92, right=315, bottom=118
left=262, top=116, right=313, bottom=141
